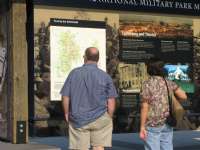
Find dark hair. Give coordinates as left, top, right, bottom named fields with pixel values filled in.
left=147, top=57, right=164, bottom=76
left=85, top=47, right=99, bottom=62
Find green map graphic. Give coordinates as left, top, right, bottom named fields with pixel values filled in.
left=55, top=31, right=81, bottom=77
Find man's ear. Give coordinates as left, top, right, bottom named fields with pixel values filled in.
left=83, top=55, right=87, bottom=61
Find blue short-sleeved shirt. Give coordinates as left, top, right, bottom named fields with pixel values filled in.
left=60, top=63, right=118, bottom=128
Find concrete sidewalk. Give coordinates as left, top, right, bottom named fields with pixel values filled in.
left=1, top=131, right=200, bottom=150
left=30, top=130, right=200, bottom=150
left=0, top=141, right=60, bottom=150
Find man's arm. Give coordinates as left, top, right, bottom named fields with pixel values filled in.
left=62, top=96, right=70, bottom=122
left=107, top=97, right=116, bottom=117
left=140, top=100, right=149, bottom=140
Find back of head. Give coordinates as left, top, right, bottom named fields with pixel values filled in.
left=147, top=57, right=164, bottom=76
left=85, top=47, right=99, bottom=62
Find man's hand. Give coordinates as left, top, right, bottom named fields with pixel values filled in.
left=62, top=96, right=70, bottom=123
left=65, top=113, right=69, bottom=122
left=107, top=111, right=113, bottom=118
left=107, top=98, right=116, bottom=118
left=140, top=127, right=147, bottom=141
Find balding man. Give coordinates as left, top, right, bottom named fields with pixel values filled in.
left=60, top=47, right=118, bottom=150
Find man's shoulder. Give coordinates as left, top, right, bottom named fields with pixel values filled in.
left=68, top=66, right=83, bottom=77
left=96, top=68, right=113, bottom=81
left=71, top=66, right=83, bottom=72
left=96, top=68, right=109, bottom=75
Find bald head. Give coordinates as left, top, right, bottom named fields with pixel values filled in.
left=84, top=47, right=99, bottom=62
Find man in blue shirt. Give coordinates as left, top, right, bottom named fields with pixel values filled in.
left=60, top=47, right=118, bottom=150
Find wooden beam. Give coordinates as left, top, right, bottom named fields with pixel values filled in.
left=9, top=2, right=28, bottom=143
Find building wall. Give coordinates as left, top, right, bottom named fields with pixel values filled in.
left=32, top=6, right=200, bottom=135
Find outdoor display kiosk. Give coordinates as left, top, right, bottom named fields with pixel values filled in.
left=1, top=0, right=200, bottom=143
left=24, top=0, right=200, bottom=137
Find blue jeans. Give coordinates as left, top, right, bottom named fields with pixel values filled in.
left=144, top=124, right=173, bottom=150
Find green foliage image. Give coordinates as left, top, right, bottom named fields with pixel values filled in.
left=55, top=31, right=81, bottom=77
